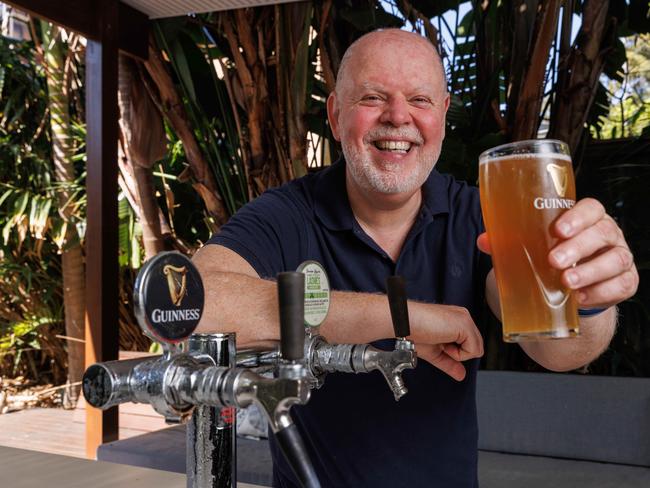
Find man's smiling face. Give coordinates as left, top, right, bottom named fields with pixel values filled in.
left=328, top=30, right=450, bottom=197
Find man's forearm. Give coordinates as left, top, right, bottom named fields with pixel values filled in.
left=194, top=268, right=398, bottom=344
left=485, top=269, right=617, bottom=371
left=519, top=307, right=617, bottom=372
left=195, top=268, right=469, bottom=347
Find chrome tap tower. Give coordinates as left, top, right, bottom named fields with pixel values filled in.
left=82, top=252, right=320, bottom=488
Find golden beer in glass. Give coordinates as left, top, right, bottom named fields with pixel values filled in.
left=479, top=140, right=579, bottom=342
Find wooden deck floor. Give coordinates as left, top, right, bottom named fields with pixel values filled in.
left=0, top=352, right=170, bottom=459
left=0, top=396, right=170, bottom=459
left=0, top=403, right=170, bottom=459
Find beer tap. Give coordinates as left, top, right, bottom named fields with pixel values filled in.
left=81, top=252, right=320, bottom=488
left=305, top=274, right=417, bottom=401
left=237, top=262, right=417, bottom=401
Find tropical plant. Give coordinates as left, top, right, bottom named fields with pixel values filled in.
left=0, top=31, right=68, bottom=385
left=592, top=33, right=650, bottom=139
left=0, top=23, right=150, bottom=392
left=38, top=21, right=87, bottom=406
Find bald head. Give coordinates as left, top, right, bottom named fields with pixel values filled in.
left=335, top=29, right=447, bottom=97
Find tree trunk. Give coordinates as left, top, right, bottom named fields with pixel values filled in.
left=41, top=23, right=84, bottom=407
left=281, top=3, right=312, bottom=180
left=549, top=0, right=612, bottom=154
left=118, top=54, right=166, bottom=259
left=223, top=11, right=270, bottom=177
left=144, top=37, right=230, bottom=227
left=511, top=0, right=562, bottom=140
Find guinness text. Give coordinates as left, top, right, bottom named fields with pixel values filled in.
left=533, top=197, right=575, bottom=210
left=152, top=308, right=201, bottom=323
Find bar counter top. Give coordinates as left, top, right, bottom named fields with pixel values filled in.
left=0, top=445, right=264, bottom=488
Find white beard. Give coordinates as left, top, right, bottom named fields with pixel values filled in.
left=342, top=130, right=440, bottom=194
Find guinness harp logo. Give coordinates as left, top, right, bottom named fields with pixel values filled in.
left=546, top=163, right=568, bottom=197
left=163, top=265, right=187, bottom=306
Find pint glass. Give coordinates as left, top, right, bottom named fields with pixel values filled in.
left=479, top=140, right=579, bottom=342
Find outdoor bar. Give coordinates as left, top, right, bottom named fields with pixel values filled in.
left=1, top=1, right=649, bottom=487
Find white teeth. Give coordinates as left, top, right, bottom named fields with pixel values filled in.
left=374, top=140, right=412, bottom=151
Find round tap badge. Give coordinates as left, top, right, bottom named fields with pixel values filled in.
left=134, top=251, right=204, bottom=344
left=296, top=260, right=330, bottom=328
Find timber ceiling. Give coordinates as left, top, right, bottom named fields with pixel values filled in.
left=121, top=0, right=299, bottom=18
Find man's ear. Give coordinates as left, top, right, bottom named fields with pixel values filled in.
left=326, top=92, right=341, bottom=142
left=442, top=93, right=451, bottom=113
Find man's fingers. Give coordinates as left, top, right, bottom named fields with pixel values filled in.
left=545, top=200, right=637, bottom=306
left=549, top=215, right=624, bottom=269
left=417, top=344, right=467, bottom=381
left=443, top=342, right=483, bottom=362
left=561, top=245, right=635, bottom=290
left=575, top=268, right=639, bottom=308
left=553, top=198, right=606, bottom=239
left=427, top=306, right=484, bottom=358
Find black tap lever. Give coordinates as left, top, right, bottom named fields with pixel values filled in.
left=274, top=271, right=321, bottom=488
left=386, top=275, right=410, bottom=338
left=278, top=271, right=306, bottom=362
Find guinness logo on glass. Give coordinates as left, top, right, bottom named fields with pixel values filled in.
left=546, top=163, right=568, bottom=197
left=134, top=252, right=204, bottom=344
left=163, top=264, right=187, bottom=306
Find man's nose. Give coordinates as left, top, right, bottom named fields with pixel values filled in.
left=379, top=97, right=412, bottom=126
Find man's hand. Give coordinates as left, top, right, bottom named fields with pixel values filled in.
left=548, top=198, right=638, bottom=307
left=477, top=198, right=638, bottom=308
left=409, top=303, right=484, bottom=381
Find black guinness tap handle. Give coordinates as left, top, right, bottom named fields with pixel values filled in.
left=278, top=272, right=306, bottom=361
left=386, top=275, right=411, bottom=338
left=276, top=423, right=322, bottom=488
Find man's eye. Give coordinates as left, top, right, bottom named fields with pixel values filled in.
left=361, top=95, right=382, bottom=102
left=412, top=97, right=432, bottom=104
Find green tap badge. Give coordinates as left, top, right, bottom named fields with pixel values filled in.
left=296, top=260, right=330, bottom=328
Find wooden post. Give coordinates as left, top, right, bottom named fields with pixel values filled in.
left=84, top=0, right=120, bottom=459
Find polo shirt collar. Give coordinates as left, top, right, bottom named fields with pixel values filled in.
left=314, top=158, right=449, bottom=231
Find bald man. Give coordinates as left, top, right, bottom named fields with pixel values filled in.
left=194, top=29, right=637, bottom=487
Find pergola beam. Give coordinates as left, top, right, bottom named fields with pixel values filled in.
left=82, top=0, right=120, bottom=458
left=4, top=0, right=148, bottom=59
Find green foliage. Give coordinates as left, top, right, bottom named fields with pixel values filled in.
left=592, top=34, right=650, bottom=139
left=0, top=32, right=80, bottom=382
left=155, top=126, right=214, bottom=245
left=154, top=19, right=249, bottom=216
left=118, top=195, right=143, bottom=269
left=0, top=241, right=65, bottom=381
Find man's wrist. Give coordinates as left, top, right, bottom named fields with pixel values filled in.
left=578, top=307, right=608, bottom=317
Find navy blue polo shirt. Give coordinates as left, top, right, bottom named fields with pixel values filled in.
left=208, top=159, right=491, bottom=488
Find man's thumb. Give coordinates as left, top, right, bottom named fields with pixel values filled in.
left=477, top=232, right=492, bottom=255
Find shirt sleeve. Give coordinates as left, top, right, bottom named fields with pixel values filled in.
left=206, top=186, right=309, bottom=279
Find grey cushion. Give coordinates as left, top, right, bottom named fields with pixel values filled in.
left=477, top=371, right=650, bottom=466
left=478, top=451, right=650, bottom=488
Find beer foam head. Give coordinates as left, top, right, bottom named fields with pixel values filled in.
left=479, top=152, right=572, bottom=165
left=479, top=139, right=571, bottom=165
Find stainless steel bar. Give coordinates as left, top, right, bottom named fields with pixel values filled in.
left=187, top=333, right=237, bottom=488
